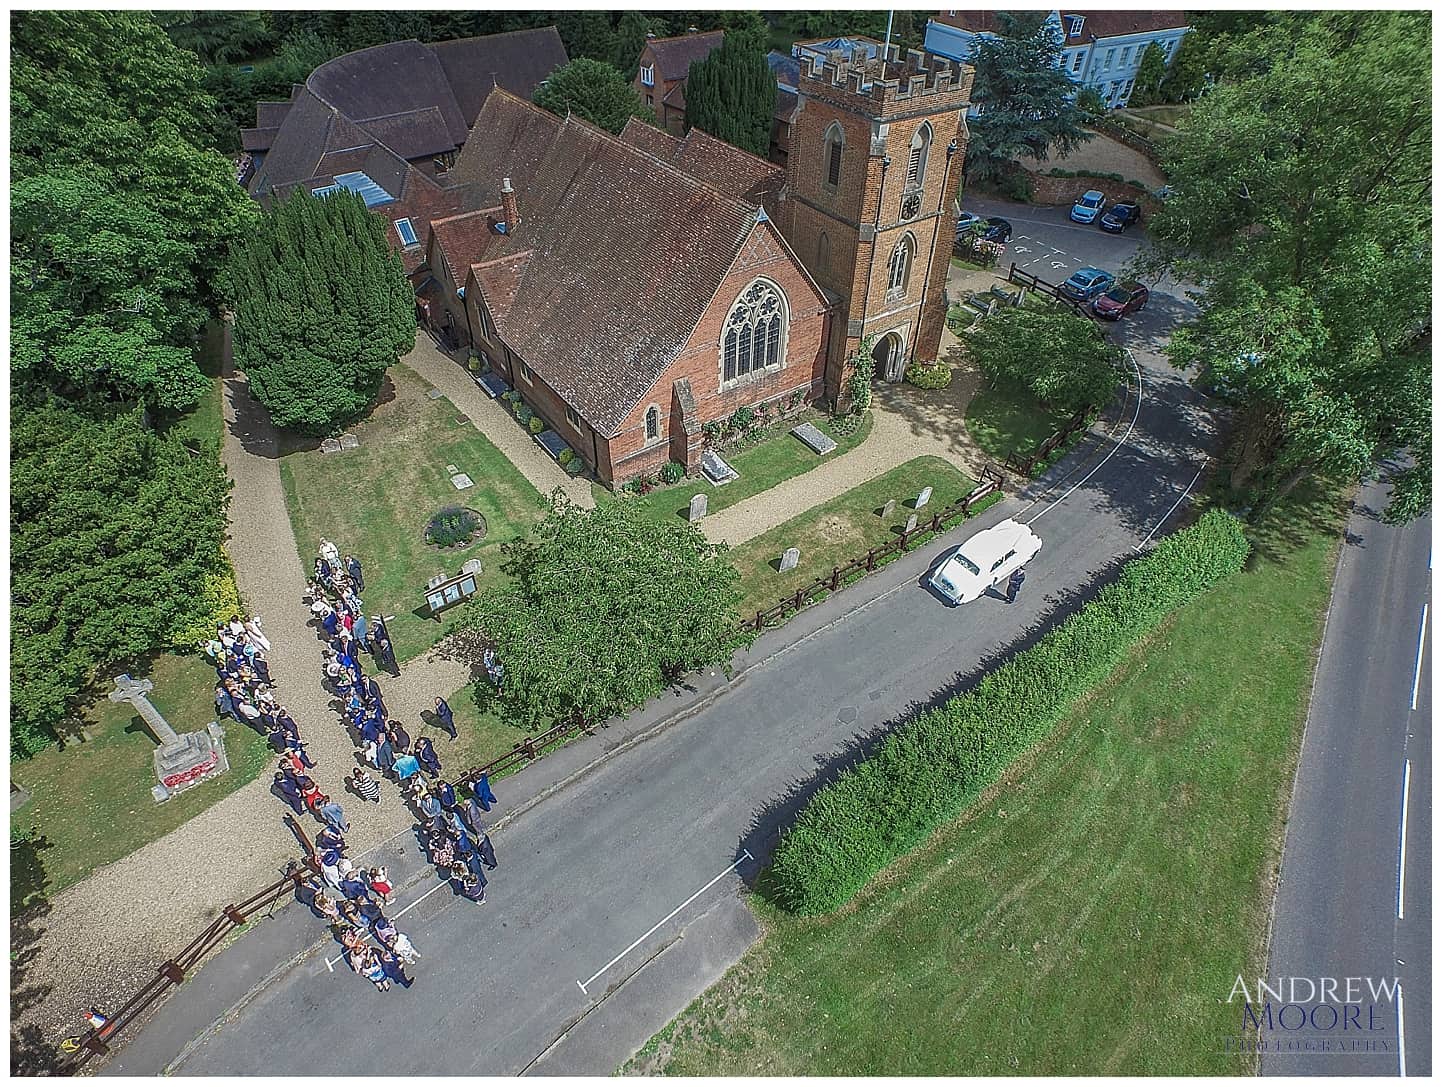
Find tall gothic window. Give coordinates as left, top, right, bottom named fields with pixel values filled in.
left=645, top=405, right=660, bottom=440
left=816, top=232, right=831, bottom=275
left=906, top=122, right=932, bottom=189
left=721, top=280, right=788, bottom=386
left=887, top=235, right=915, bottom=297
left=824, top=122, right=844, bottom=189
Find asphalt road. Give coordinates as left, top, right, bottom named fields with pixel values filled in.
left=1262, top=478, right=1432, bottom=1077
left=116, top=208, right=1217, bottom=1076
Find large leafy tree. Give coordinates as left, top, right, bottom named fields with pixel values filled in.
left=455, top=495, right=752, bottom=730
left=154, top=10, right=274, bottom=64
left=533, top=57, right=654, bottom=134
left=967, top=307, right=1123, bottom=412
left=683, top=29, right=775, bottom=156
left=1140, top=12, right=1431, bottom=520
left=224, top=192, right=414, bottom=433
left=10, top=394, right=232, bottom=757
left=1128, top=41, right=1169, bottom=107
left=964, top=12, right=1092, bottom=184
left=11, top=10, right=257, bottom=408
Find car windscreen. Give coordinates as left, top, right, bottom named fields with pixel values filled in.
left=1102, top=287, right=1130, bottom=303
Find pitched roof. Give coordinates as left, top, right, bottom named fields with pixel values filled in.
left=645, top=30, right=725, bottom=82
left=446, top=91, right=769, bottom=435
left=248, top=28, right=567, bottom=198
left=619, top=119, right=786, bottom=211
left=429, top=209, right=502, bottom=285
left=1058, top=11, right=1189, bottom=41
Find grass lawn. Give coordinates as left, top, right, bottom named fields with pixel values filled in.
left=10, top=653, right=273, bottom=907
left=726, top=456, right=975, bottom=618
left=964, top=377, right=1074, bottom=462
left=593, top=411, right=874, bottom=525
left=626, top=483, right=1345, bottom=1075
left=421, top=683, right=538, bottom=783
left=279, top=364, right=544, bottom=664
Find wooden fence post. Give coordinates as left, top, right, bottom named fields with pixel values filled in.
left=830, top=566, right=840, bottom=590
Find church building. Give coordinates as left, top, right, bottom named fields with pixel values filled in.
left=243, top=32, right=972, bottom=487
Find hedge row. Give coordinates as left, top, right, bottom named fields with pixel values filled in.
left=770, top=508, right=1250, bottom=914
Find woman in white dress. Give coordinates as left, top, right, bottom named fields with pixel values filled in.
left=244, top=615, right=272, bottom=652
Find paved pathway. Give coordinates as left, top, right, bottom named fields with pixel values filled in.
left=400, top=335, right=594, bottom=508
left=13, top=326, right=469, bottom=1047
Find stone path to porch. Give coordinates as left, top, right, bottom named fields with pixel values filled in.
left=401, top=335, right=594, bottom=509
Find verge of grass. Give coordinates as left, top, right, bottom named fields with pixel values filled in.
left=964, top=376, right=1073, bottom=462
left=278, top=365, right=544, bottom=664
left=592, top=411, right=874, bottom=524
left=9, top=652, right=272, bottom=905
left=626, top=481, right=1346, bottom=1075
left=425, top=683, right=536, bottom=780
left=727, top=456, right=974, bottom=618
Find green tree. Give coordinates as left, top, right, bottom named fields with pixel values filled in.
left=224, top=192, right=414, bottom=433
left=154, top=10, right=274, bottom=64
left=454, top=494, right=752, bottom=730
left=1140, top=12, right=1431, bottom=520
left=1157, top=35, right=1208, bottom=103
left=556, top=10, right=620, bottom=62
left=967, top=307, right=1122, bottom=413
left=683, top=31, right=775, bottom=155
left=533, top=57, right=654, bottom=134
left=10, top=394, right=232, bottom=757
left=613, top=10, right=658, bottom=76
left=1129, top=41, right=1168, bottom=106
left=964, top=12, right=1093, bottom=184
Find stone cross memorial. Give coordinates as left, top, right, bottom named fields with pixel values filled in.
left=779, top=547, right=801, bottom=571
left=689, top=493, right=708, bottom=522
left=916, top=486, right=933, bottom=510
left=110, top=674, right=229, bottom=803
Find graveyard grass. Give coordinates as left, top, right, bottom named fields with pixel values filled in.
left=627, top=481, right=1345, bottom=1075
left=279, top=364, right=544, bottom=664
left=727, top=456, right=975, bottom=618
left=592, top=411, right=874, bottom=524
left=9, top=653, right=274, bottom=906
left=419, top=683, right=536, bottom=783
left=964, top=376, right=1074, bottom=462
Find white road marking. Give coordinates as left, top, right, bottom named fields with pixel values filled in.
left=1011, top=245, right=1031, bottom=254
left=1410, top=603, right=1427, bottom=710
left=1396, top=759, right=1411, bottom=920
left=1397, top=981, right=1406, bottom=1077
left=1134, top=467, right=1205, bottom=552
left=1024, top=349, right=1142, bottom=526
left=576, top=851, right=752, bottom=996
left=1050, top=260, right=1068, bottom=269
left=324, top=877, right=453, bottom=972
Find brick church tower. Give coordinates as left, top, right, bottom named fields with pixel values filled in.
left=782, top=42, right=972, bottom=401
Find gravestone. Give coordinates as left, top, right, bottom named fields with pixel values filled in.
left=905, top=513, right=919, bottom=534
left=791, top=421, right=838, bottom=456
left=427, top=387, right=445, bottom=400
left=450, top=472, right=475, bottom=490
left=320, top=438, right=343, bottom=454
left=916, top=486, right=933, bottom=510
left=110, top=674, right=229, bottom=803
left=881, top=498, right=897, bottom=521
left=445, top=464, right=459, bottom=474
left=700, top=449, right=738, bottom=486
left=689, top=493, right=708, bottom=522
left=779, top=547, right=800, bottom=572
left=461, top=558, right=483, bottom=576
left=339, top=433, right=359, bottom=450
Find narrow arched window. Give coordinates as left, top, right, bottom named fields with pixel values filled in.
left=906, top=122, right=932, bottom=189
left=887, top=235, right=915, bottom=296
left=645, top=405, right=660, bottom=440
left=816, top=232, right=831, bottom=275
left=824, top=122, right=844, bottom=189
left=721, top=279, right=788, bottom=386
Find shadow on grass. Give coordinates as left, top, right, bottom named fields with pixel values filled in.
left=10, top=831, right=61, bottom=1075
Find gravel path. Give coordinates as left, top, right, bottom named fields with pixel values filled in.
left=400, top=336, right=594, bottom=508
left=12, top=325, right=469, bottom=1048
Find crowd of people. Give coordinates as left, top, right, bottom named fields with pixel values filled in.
left=298, top=539, right=504, bottom=992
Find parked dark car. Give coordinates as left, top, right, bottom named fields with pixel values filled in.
left=1099, top=202, right=1142, bottom=233
left=982, top=216, right=1013, bottom=243
left=1091, top=281, right=1150, bottom=319
left=1058, top=267, right=1115, bottom=302
left=956, top=210, right=983, bottom=235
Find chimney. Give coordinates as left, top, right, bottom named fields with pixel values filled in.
left=500, top=177, right=519, bottom=231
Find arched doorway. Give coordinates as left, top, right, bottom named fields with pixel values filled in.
left=871, top=331, right=906, bottom=383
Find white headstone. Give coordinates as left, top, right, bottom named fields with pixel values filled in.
left=321, top=438, right=343, bottom=454
left=916, top=486, right=933, bottom=510
left=881, top=498, right=897, bottom=520
left=450, top=472, right=474, bottom=490
left=689, top=493, right=708, bottom=521
left=779, top=547, right=800, bottom=572
left=905, top=513, right=918, bottom=534
left=445, top=464, right=459, bottom=474
left=461, top=558, right=483, bottom=576
left=339, top=433, right=359, bottom=449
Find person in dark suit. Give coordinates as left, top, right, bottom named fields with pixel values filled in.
left=388, top=722, right=410, bottom=752
left=345, top=554, right=365, bottom=592
left=433, top=696, right=457, bottom=740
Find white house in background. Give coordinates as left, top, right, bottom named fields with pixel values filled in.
left=925, top=10, right=1190, bottom=109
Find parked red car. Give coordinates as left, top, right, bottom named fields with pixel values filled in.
left=1091, top=281, right=1150, bottom=320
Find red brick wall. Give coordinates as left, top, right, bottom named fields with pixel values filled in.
left=1025, top=171, right=1158, bottom=214
left=605, top=219, right=831, bottom=486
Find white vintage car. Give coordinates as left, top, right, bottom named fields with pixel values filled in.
left=928, top=518, right=1043, bottom=605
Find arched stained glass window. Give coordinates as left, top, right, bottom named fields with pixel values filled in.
left=887, top=235, right=916, bottom=296
left=721, top=280, right=788, bottom=385
left=645, top=405, right=660, bottom=440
